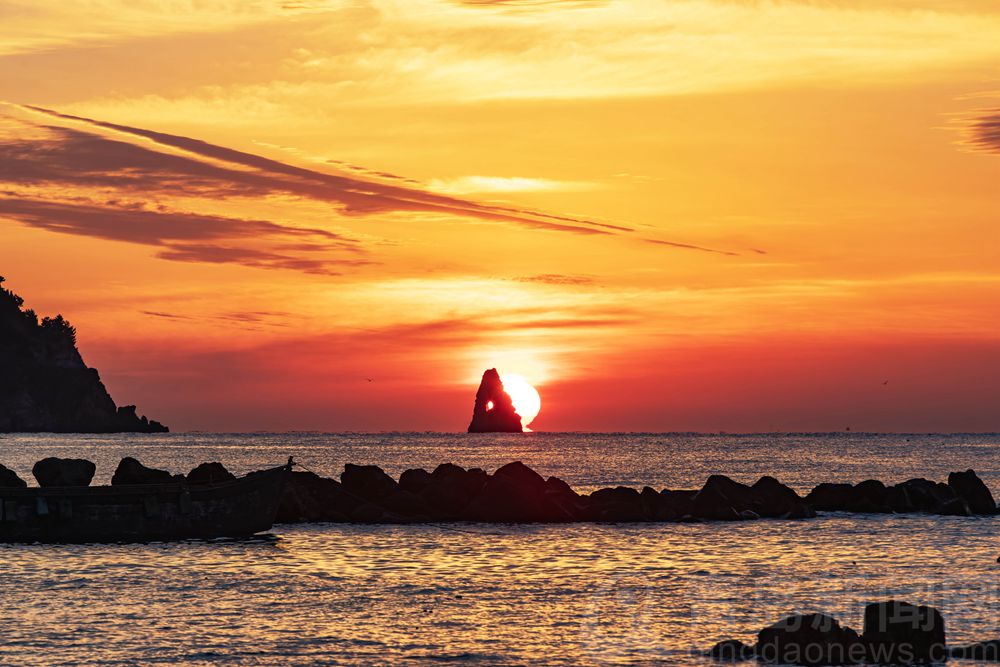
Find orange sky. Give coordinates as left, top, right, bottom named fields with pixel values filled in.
left=1, top=0, right=999, bottom=431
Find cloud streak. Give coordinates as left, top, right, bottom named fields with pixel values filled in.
left=963, top=108, right=1000, bottom=154
left=0, top=103, right=746, bottom=274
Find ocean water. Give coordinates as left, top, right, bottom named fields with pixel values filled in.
left=1, top=432, right=999, bottom=666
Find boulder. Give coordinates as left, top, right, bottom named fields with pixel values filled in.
left=340, top=464, right=398, bottom=502
left=950, top=640, right=1000, bottom=661
left=691, top=475, right=753, bottom=520
left=349, top=502, right=385, bottom=523
left=852, top=480, right=890, bottom=512
left=398, top=468, right=433, bottom=494
left=806, top=483, right=856, bottom=511
left=588, top=486, right=648, bottom=522
left=948, top=469, right=997, bottom=515
left=885, top=484, right=914, bottom=513
left=463, top=461, right=573, bottom=522
left=657, top=489, right=696, bottom=520
left=752, top=476, right=814, bottom=518
left=467, top=368, right=523, bottom=433
left=187, top=462, right=235, bottom=484
left=804, top=481, right=890, bottom=513
left=861, top=600, right=946, bottom=664
left=545, top=476, right=587, bottom=520
left=111, top=457, right=178, bottom=485
left=275, top=470, right=356, bottom=523
left=757, top=613, right=864, bottom=665
left=896, top=478, right=953, bottom=512
left=381, top=489, right=433, bottom=520
left=640, top=486, right=661, bottom=516
left=704, top=639, right=756, bottom=661
left=420, top=463, right=488, bottom=518
left=32, top=457, right=96, bottom=487
left=0, top=463, right=26, bottom=488
left=936, top=497, right=972, bottom=517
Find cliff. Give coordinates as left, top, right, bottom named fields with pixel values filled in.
left=467, top=368, right=523, bottom=433
left=0, top=276, right=167, bottom=433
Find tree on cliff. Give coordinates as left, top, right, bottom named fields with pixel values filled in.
left=0, top=275, right=168, bottom=433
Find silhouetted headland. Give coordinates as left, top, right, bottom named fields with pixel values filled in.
left=0, top=276, right=167, bottom=433
left=467, top=368, right=523, bottom=433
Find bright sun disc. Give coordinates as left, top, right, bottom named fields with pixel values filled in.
left=501, top=374, right=541, bottom=429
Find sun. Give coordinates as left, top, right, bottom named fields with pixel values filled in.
left=501, top=374, right=541, bottom=429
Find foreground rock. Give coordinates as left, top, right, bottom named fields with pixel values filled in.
left=704, top=639, right=756, bottom=661
left=951, top=640, right=1000, bottom=661
left=756, top=613, right=863, bottom=666
left=862, top=600, right=946, bottom=664
left=0, top=275, right=167, bottom=433
left=707, top=602, right=957, bottom=666
left=32, top=457, right=96, bottom=487
left=111, top=457, right=181, bottom=485
left=948, top=469, right=997, bottom=515
left=187, top=462, right=235, bottom=484
left=467, top=368, right=523, bottom=433
left=0, top=464, right=27, bottom=488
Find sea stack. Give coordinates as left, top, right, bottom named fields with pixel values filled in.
left=0, top=276, right=168, bottom=433
left=467, top=369, right=523, bottom=433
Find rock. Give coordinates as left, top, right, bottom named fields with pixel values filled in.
left=805, top=481, right=890, bottom=513
left=885, top=484, right=914, bottom=513
left=545, top=475, right=578, bottom=499
left=340, top=464, right=398, bottom=502
left=545, top=476, right=587, bottom=520
left=0, top=463, right=26, bottom=488
left=896, top=478, right=954, bottom=512
left=757, top=613, right=864, bottom=665
left=463, top=461, right=574, bottom=522
left=187, top=462, right=235, bottom=484
left=936, top=496, right=972, bottom=516
left=398, top=468, right=433, bottom=494
left=948, top=469, right=997, bottom=515
left=806, top=483, right=856, bottom=511
left=420, top=463, right=488, bottom=518
left=640, top=486, right=661, bottom=516
left=861, top=600, right=946, bottom=664
left=692, top=475, right=754, bottom=520
left=0, top=276, right=167, bottom=433
left=381, top=489, right=433, bottom=520
left=853, top=480, right=889, bottom=511
left=467, top=368, right=523, bottom=433
left=32, top=457, right=96, bottom=487
left=275, top=471, right=355, bottom=523
left=349, top=502, right=385, bottom=523
left=950, top=640, right=1000, bottom=661
left=657, top=489, right=696, bottom=520
left=111, top=457, right=180, bottom=485
left=704, top=639, right=756, bottom=661
left=752, top=476, right=814, bottom=518
left=588, top=486, right=648, bottom=521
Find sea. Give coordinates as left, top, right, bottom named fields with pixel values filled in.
left=1, top=432, right=999, bottom=666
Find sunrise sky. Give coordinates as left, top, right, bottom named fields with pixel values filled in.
left=2, top=0, right=999, bottom=431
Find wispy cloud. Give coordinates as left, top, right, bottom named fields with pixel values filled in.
left=0, top=104, right=746, bottom=272
left=428, top=175, right=597, bottom=194
left=0, top=196, right=364, bottom=275
left=15, top=104, right=628, bottom=235
left=962, top=108, right=1000, bottom=154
